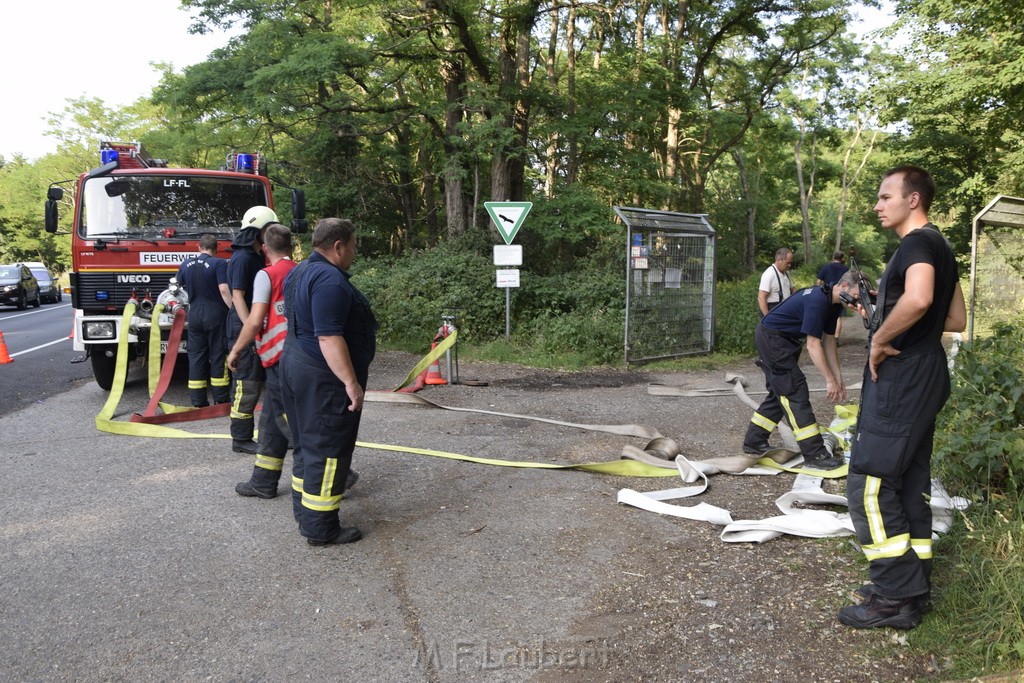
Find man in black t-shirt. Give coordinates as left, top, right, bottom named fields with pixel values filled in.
left=839, top=166, right=967, bottom=632
left=226, top=205, right=276, bottom=454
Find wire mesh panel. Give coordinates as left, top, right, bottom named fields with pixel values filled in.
left=970, top=195, right=1024, bottom=339
left=972, top=225, right=1024, bottom=334
left=614, top=207, right=716, bottom=364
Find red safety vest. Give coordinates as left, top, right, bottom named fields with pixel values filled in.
left=255, top=258, right=297, bottom=368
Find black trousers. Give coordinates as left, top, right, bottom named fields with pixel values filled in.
left=743, top=325, right=828, bottom=458
left=280, top=345, right=361, bottom=542
left=227, top=312, right=265, bottom=441
left=847, top=345, right=950, bottom=599
left=185, top=303, right=229, bottom=406
left=245, top=363, right=291, bottom=492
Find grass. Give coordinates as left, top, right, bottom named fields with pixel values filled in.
left=910, top=500, right=1024, bottom=679
left=451, top=338, right=747, bottom=373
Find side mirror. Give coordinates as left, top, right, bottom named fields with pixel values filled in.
left=47, top=186, right=64, bottom=201
left=291, top=188, right=308, bottom=233
left=45, top=200, right=59, bottom=233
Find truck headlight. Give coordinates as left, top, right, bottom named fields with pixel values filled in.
left=83, top=321, right=116, bottom=340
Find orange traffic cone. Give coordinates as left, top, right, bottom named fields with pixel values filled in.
left=0, top=331, right=13, bottom=364
left=424, top=342, right=447, bottom=385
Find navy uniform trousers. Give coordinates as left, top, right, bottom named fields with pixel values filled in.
left=227, top=312, right=266, bottom=442
left=847, top=344, right=950, bottom=600
left=243, top=363, right=291, bottom=493
left=743, top=324, right=828, bottom=459
left=279, top=343, right=361, bottom=542
left=186, top=302, right=230, bottom=407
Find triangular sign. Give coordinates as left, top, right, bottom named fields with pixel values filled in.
left=485, top=202, right=533, bottom=244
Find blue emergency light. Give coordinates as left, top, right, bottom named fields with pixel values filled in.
left=101, top=149, right=120, bottom=165
left=236, top=153, right=255, bottom=173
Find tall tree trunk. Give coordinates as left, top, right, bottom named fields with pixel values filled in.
left=544, top=5, right=561, bottom=198
left=836, top=121, right=878, bottom=252
left=441, top=58, right=467, bottom=238
left=794, top=119, right=816, bottom=265
left=732, top=148, right=758, bottom=271
left=565, top=3, right=579, bottom=184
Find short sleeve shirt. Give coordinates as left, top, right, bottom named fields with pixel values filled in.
left=762, top=286, right=842, bottom=340
left=759, top=265, right=792, bottom=304
left=816, top=262, right=849, bottom=286
left=877, top=224, right=958, bottom=351
left=176, top=253, right=228, bottom=310
left=227, top=247, right=266, bottom=309
left=284, top=251, right=377, bottom=385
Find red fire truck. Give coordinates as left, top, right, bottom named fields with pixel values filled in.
left=44, top=141, right=307, bottom=391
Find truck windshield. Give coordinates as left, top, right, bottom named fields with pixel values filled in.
left=80, top=175, right=269, bottom=238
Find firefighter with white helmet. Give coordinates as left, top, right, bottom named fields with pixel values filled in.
left=226, top=205, right=277, bottom=453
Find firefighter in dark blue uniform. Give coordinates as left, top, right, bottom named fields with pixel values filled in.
left=226, top=205, right=276, bottom=454
left=176, top=234, right=231, bottom=407
left=742, top=270, right=864, bottom=470
left=280, top=217, right=376, bottom=546
left=839, top=166, right=966, bottom=631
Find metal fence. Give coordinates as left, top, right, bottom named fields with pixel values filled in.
left=614, top=207, right=716, bottom=364
left=970, top=195, right=1024, bottom=339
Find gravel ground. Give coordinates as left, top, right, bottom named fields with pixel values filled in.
left=1, top=318, right=949, bottom=682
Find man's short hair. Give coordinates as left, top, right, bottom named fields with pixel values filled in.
left=837, top=269, right=862, bottom=289
left=199, top=234, right=218, bottom=252
left=261, top=223, right=293, bottom=255
left=775, top=248, right=793, bottom=261
left=884, top=165, right=936, bottom=212
left=312, top=217, right=356, bottom=250
left=832, top=251, right=844, bottom=262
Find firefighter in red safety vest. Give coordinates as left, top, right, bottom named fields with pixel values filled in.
left=228, top=223, right=298, bottom=498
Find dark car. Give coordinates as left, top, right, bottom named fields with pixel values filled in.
left=28, top=265, right=62, bottom=304
left=0, top=264, right=41, bottom=310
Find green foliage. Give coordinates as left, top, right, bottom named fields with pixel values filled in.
left=914, top=499, right=1024, bottom=678
left=353, top=239, right=503, bottom=351
left=713, top=275, right=760, bottom=355
left=355, top=238, right=627, bottom=365
left=933, top=320, right=1024, bottom=500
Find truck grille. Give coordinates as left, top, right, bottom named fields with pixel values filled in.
left=72, top=272, right=176, bottom=312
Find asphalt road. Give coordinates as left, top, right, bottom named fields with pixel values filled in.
left=0, top=303, right=95, bottom=415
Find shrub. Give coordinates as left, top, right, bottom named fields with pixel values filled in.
left=933, top=319, right=1024, bottom=501
left=714, top=275, right=760, bottom=355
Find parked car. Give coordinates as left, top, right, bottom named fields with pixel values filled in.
left=0, top=264, right=41, bottom=309
left=26, top=264, right=62, bottom=303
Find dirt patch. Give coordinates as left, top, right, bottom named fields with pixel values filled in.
left=365, top=319, right=939, bottom=682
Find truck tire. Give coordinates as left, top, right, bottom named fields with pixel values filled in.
left=31, top=290, right=41, bottom=308
left=91, top=346, right=118, bottom=391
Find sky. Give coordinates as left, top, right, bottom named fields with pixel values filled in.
left=1, top=1, right=235, bottom=162
left=1, top=2, right=891, bottom=163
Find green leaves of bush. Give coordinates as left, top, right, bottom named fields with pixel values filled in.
left=934, top=319, right=1024, bottom=501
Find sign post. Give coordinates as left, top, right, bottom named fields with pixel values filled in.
left=487, top=204, right=531, bottom=339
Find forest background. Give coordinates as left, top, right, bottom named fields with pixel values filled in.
left=1, top=0, right=1023, bottom=676
left=3, top=0, right=1023, bottom=358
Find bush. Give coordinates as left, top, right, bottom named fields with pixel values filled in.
left=933, top=319, right=1024, bottom=500
left=354, top=239, right=504, bottom=351
left=714, top=275, right=760, bottom=355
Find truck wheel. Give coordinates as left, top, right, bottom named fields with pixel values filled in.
left=91, top=347, right=118, bottom=391
left=32, top=290, right=41, bottom=308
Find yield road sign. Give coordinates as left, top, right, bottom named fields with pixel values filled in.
left=485, top=202, right=532, bottom=244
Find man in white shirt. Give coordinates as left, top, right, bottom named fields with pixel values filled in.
left=758, top=248, right=795, bottom=318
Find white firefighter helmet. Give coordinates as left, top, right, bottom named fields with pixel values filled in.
left=241, top=205, right=278, bottom=229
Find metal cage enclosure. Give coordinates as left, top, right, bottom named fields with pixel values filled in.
left=615, top=207, right=716, bottom=364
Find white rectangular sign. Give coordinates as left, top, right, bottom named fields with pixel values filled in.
left=141, top=252, right=193, bottom=265
left=493, top=244, right=523, bottom=266
left=496, top=269, right=520, bottom=288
